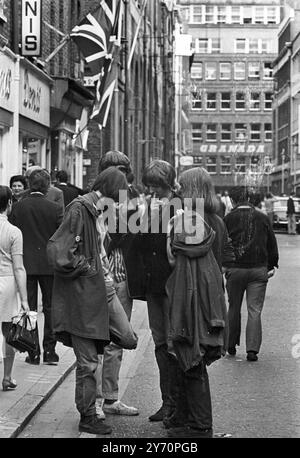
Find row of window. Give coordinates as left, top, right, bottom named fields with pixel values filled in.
left=192, top=123, right=272, bottom=143
left=193, top=155, right=258, bottom=175
left=191, top=91, right=273, bottom=112
left=193, top=38, right=274, bottom=54
left=191, top=61, right=273, bottom=80
left=184, top=4, right=280, bottom=25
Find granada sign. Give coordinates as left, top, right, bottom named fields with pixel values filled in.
left=197, top=144, right=267, bottom=154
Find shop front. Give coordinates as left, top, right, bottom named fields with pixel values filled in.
left=0, top=48, right=16, bottom=185
left=19, top=59, right=52, bottom=173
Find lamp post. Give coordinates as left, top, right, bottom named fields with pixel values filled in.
left=281, top=148, right=285, bottom=195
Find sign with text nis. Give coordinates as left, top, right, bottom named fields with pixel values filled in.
left=21, top=0, right=42, bottom=56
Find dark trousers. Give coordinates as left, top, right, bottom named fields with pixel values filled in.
left=172, top=359, right=213, bottom=432
left=225, top=267, right=268, bottom=353
left=71, top=334, right=99, bottom=418
left=27, top=275, right=56, bottom=356
left=146, top=294, right=177, bottom=413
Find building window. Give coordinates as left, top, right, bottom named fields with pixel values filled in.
left=193, top=156, right=203, bottom=165
left=234, top=62, right=246, bottom=80
left=235, top=123, right=247, bottom=141
left=254, top=6, right=265, bottom=24
left=191, top=63, right=203, bottom=79
left=243, top=6, right=253, bottom=24
left=221, top=92, right=231, bottom=110
left=220, top=62, right=231, bottom=80
left=205, top=5, right=215, bottom=24
left=205, top=62, right=217, bottom=80
left=231, top=6, right=241, bottom=24
left=235, top=39, right=247, bottom=53
left=192, top=123, right=202, bottom=142
left=217, top=6, right=227, bottom=24
left=235, top=156, right=246, bottom=174
left=191, top=6, right=203, bottom=23
left=261, top=40, right=272, bottom=53
left=249, top=39, right=259, bottom=54
left=263, top=62, right=273, bottom=79
left=266, top=6, right=278, bottom=24
left=211, top=38, right=221, bottom=53
left=248, top=62, right=260, bottom=79
left=206, top=156, right=217, bottom=174
left=206, top=93, right=217, bottom=110
left=235, top=92, right=246, bottom=110
left=221, top=124, right=232, bottom=141
left=191, top=90, right=202, bottom=110
left=249, top=92, right=261, bottom=111
left=264, top=123, right=272, bottom=141
left=264, top=92, right=272, bottom=110
left=250, top=123, right=261, bottom=141
left=197, top=39, right=209, bottom=53
left=220, top=156, right=231, bottom=174
left=206, top=124, right=217, bottom=141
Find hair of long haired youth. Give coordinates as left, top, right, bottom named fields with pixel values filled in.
left=142, top=159, right=176, bottom=190
left=179, top=167, right=218, bottom=214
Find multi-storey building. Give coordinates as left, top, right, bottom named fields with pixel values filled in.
left=272, top=1, right=300, bottom=196
left=176, top=0, right=282, bottom=192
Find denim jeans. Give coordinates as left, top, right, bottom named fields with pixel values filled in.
left=71, top=334, right=99, bottom=418
left=171, top=359, right=212, bottom=432
left=27, top=275, right=56, bottom=356
left=288, top=214, right=297, bottom=234
left=225, top=266, right=268, bottom=353
left=146, top=294, right=177, bottom=411
left=96, top=281, right=134, bottom=400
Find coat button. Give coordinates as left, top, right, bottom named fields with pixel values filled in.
left=153, top=252, right=156, bottom=256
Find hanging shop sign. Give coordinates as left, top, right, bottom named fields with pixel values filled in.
left=19, top=65, right=50, bottom=126
left=21, top=0, right=42, bottom=57
left=0, top=52, right=14, bottom=113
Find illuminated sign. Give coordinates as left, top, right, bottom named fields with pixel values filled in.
left=21, top=0, right=42, bottom=56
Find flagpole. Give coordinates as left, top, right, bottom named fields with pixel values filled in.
left=124, top=0, right=129, bottom=157
left=114, top=84, right=119, bottom=150
left=127, top=0, right=148, bottom=70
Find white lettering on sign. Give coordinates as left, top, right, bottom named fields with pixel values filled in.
left=23, top=69, right=41, bottom=113
left=0, top=68, right=12, bottom=100
left=21, top=0, right=42, bottom=56
left=199, top=144, right=265, bottom=154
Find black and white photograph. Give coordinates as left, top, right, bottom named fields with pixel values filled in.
left=0, top=0, right=300, bottom=446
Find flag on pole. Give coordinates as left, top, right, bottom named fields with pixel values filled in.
left=90, top=56, right=118, bottom=129
left=70, top=0, right=121, bottom=75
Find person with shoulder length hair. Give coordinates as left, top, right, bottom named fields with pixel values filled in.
left=0, top=186, right=30, bottom=392
left=9, top=175, right=28, bottom=203
left=140, top=159, right=182, bottom=425
left=165, top=167, right=235, bottom=438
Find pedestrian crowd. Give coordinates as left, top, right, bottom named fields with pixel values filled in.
left=0, top=151, right=291, bottom=438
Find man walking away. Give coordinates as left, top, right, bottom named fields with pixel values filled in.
left=55, top=170, right=83, bottom=207
left=223, top=187, right=279, bottom=362
left=287, top=191, right=297, bottom=235
left=11, top=169, right=63, bottom=365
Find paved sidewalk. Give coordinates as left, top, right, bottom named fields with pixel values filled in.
left=0, top=300, right=148, bottom=438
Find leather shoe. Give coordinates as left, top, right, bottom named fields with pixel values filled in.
left=149, top=406, right=164, bottom=422
left=167, top=426, right=213, bottom=438
left=247, top=351, right=258, bottom=362
left=227, top=347, right=236, bottom=356
left=25, top=355, right=40, bottom=365
left=43, top=351, right=59, bottom=365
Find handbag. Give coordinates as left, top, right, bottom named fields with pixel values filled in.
left=6, top=314, right=38, bottom=353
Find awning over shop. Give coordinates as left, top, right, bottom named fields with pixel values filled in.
left=19, top=115, right=49, bottom=138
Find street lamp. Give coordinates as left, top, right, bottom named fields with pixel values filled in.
left=281, top=148, right=285, bottom=195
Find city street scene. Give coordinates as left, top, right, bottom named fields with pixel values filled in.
left=1, top=0, right=300, bottom=444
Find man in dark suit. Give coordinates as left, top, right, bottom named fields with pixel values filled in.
left=11, top=169, right=63, bottom=365
left=55, top=170, right=83, bottom=207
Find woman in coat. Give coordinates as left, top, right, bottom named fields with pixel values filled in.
left=0, top=186, right=29, bottom=391
left=165, top=167, right=235, bottom=438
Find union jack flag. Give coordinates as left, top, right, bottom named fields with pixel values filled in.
left=70, top=0, right=122, bottom=75
left=90, top=56, right=118, bottom=129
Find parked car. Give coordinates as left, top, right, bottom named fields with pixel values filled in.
left=272, top=196, right=300, bottom=232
